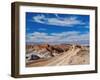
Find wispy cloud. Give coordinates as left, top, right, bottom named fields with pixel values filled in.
left=32, top=14, right=86, bottom=27
left=26, top=13, right=89, bottom=45
left=26, top=31, right=89, bottom=45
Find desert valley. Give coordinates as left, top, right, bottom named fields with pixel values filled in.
left=26, top=44, right=89, bottom=67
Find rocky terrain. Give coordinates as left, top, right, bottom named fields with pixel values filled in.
left=26, top=44, right=89, bottom=67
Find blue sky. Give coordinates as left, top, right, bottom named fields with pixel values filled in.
left=26, top=12, right=90, bottom=45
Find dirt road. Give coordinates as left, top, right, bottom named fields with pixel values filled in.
left=26, top=45, right=84, bottom=67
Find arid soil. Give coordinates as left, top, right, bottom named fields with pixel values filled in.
left=26, top=44, right=89, bottom=67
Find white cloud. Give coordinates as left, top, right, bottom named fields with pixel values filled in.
left=51, top=31, right=79, bottom=37
left=28, top=32, right=47, bottom=36
left=33, top=14, right=45, bottom=24
left=32, top=14, right=86, bottom=27
left=26, top=31, right=89, bottom=45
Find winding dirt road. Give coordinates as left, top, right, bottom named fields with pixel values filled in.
left=26, top=45, right=83, bottom=67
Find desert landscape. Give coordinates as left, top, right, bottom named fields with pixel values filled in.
left=26, top=44, right=89, bottom=67
left=25, top=12, right=90, bottom=67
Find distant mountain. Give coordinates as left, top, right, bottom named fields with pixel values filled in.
left=26, top=40, right=89, bottom=46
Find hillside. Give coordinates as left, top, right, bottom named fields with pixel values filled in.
left=26, top=44, right=89, bottom=67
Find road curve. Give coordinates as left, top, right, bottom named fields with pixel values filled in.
left=26, top=45, right=81, bottom=67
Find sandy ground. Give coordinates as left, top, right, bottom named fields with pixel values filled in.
left=26, top=45, right=89, bottom=67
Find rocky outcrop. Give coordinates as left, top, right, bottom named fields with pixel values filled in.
left=26, top=44, right=71, bottom=61
left=26, top=44, right=89, bottom=66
